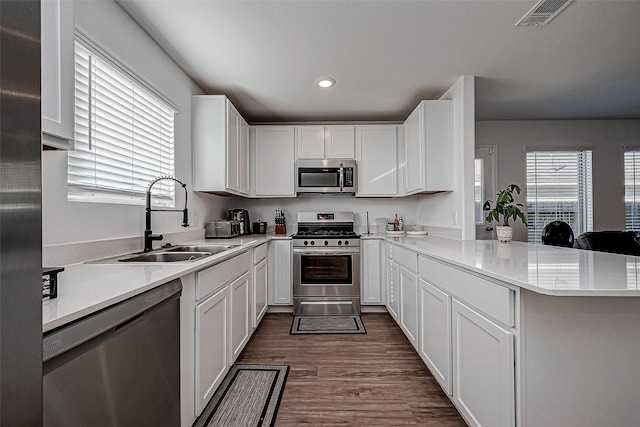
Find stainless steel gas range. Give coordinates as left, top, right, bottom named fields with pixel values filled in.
left=292, top=212, right=361, bottom=315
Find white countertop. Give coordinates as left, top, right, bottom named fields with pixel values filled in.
left=42, top=236, right=274, bottom=332
left=363, top=234, right=640, bottom=297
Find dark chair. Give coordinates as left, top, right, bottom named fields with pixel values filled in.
left=541, top=221, right=574, bottom=247
left=573, top=231, right=640, bottom=256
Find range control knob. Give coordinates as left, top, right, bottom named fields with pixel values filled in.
left=310, top=241, right=315, bottom=245
left=304, top=241, right=308, bottom=246
left=344, top=240, right=349, bottom=245
left=338, top=240, right=342, bottom=245
left=324, top=240, right=329, bottom=246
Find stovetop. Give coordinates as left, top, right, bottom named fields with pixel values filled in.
left=294, top=230, right=360, bottom=238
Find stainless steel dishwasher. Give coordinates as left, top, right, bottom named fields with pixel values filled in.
left=43, top=279, right=182, bottom=427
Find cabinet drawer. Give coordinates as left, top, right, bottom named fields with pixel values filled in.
left=253, top=243, right=267, bottom=264
left=393, top=245, right=418, bottom=273
left=196, top=251, right=250, bottom=301
left=419, top=255, right=515, bottom=327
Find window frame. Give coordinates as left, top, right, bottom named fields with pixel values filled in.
left=68, top=32, right=178, bottom=207
left=525, top=148, right=593, bottom=243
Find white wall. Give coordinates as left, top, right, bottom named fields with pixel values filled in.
left=236, top=196, right=422, bottom=234
left=476, top=119, right=640, bottom=242
left=418, top=76, right=476, bottom=240
left=42, top=0, right=230, bottom=246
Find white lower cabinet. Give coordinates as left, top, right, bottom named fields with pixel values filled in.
left=398, top=264, right=419, bottom=349
left=230, top=272, right=251, bottom=362
left=253, top=257, right=268, bottom=327
left=269, top=240, right=292, bottom=305
left=194, top=285, right=229, bottom=415
left=385, top=257, right=399, bottom=321
left=361, top=239, right=382, bottom=304
left=418, top=278, right=452, bottom=395
left=452, top=299, right=515, bottom=427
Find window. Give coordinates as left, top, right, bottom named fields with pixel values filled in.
left=526, top=150, right=593, bottom=243
left=69, top=35, right=176, bottom=206
left=474, top=158, right=484, bottom=225
left=624, top=150, right=640, bottom=230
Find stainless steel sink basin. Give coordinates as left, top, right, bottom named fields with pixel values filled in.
left=87, top=243, right=241, bottom=264
left=167, top=244, right=239, bottom=254
left=119, top=251, right=211, bottom=263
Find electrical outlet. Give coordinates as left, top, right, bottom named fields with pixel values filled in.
left=452, top=210, right=458, bottom=225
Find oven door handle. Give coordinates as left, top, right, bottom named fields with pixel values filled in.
left=339, top=163, right=344, bottom=192
left=293, top=248, right=360, bottom=256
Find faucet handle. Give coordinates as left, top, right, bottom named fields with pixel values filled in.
left=182, top=208, right=189, bottom=227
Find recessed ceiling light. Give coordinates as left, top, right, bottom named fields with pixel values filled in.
left=316, top=77, right=336, bottom=88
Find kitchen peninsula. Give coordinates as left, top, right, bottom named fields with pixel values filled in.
left=363, top=234, right=640, bottom=427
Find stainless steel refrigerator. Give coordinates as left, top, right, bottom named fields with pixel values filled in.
left=0, top=1, right=43, bottom=425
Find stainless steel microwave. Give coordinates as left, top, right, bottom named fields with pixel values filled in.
left=295, top=159, right=357, bottom=195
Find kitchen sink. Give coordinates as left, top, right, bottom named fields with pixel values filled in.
left=88, top=243, right=240, bottom=264
left=119, top=251, right=212, bottom=263
left=166, top=244, right=239, bottom=254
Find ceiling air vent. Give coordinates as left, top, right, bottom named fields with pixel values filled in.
left=516, top=0, right=574, bottom=27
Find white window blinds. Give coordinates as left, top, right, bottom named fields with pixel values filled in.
left=69, top=38, right=176, bottom=206
left=624, top=150, right=640, bottom=230
left=526, top=150, right=593, bottom=243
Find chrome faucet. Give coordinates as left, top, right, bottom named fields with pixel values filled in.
left=145, top=176, right=189, bottom=252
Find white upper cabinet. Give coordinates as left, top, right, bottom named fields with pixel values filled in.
left=403, top=100, right=453, bottom=195
left=41, top=0, right=75, bottom=150
left=253, top=126, right=296, bottom=197
left=295, top=126, right=355, bottom=159
left=355, top=125, right=398, bottom=197
left=193, top=95, right=249, bottom=196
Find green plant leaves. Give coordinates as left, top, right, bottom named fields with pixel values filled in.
left=483, top=184, right=528, bottom=227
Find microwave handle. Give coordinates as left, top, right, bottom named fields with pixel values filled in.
left=339, top=163, right=344, bottom=192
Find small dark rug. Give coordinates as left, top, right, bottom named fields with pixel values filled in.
left=194, top=364, right=289, bottom=427
left=290, top=315, right=367, bottom=334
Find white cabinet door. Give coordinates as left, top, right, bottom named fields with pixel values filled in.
left=239, top=117, right=250, bottom=195
left=385, top=258, right=399, bottom=322
left=193, top=96, right=249, bottom=196
left=356, top=126, right=398, bottom=197
left=269, top=240, right=292, bottom=304
left=296, top=126, right=354, bottom=159
left=41, top=0, right=74, bottom=149
left=230, top=271, right=250, bottom=362
left=226, top=103, right=241, bottom=193
left=403, top=100, right=453, bottom=195
left=296, top=126, right=325, bottom=159
left=452, top=299, right=515, bottom=427
left=399, top=264, right=419, bottom=349
left=404, top=105, right=422, bottom=194
left=419, top=278, right=452, bottom=395
left=194, top=285, right=229, bottom=415
left=254, top=127, right=296, bottom=197
left=361, top=239, right=382, bottom=304
left=253, top=257, right=268, bottom=327
left=325, top=126, right=355, bottom=159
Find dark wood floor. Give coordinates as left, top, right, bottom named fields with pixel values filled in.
left=236, top=313, right=467, bottom=426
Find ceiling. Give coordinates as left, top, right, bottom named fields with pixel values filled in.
left=117, top=0, right=640, bottom=123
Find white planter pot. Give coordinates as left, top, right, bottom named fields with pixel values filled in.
left=496, top=225, right=513, bottom=243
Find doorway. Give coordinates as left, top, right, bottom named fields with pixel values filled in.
left=475, top=146, right=497, bottom=240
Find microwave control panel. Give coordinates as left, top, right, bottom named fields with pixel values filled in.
left=345, top=168, right=354, bottom=187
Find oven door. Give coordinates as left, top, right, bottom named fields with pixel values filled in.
left=293, top=247, right=360, bottom=297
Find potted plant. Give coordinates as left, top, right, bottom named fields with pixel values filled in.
left=483, top=184, right=528, bottom=243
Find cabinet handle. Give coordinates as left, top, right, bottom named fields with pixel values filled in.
left=486, top=226, right=494, bottom=231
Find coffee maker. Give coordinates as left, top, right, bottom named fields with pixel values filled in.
left=228, top=209, right=251, bottom=235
